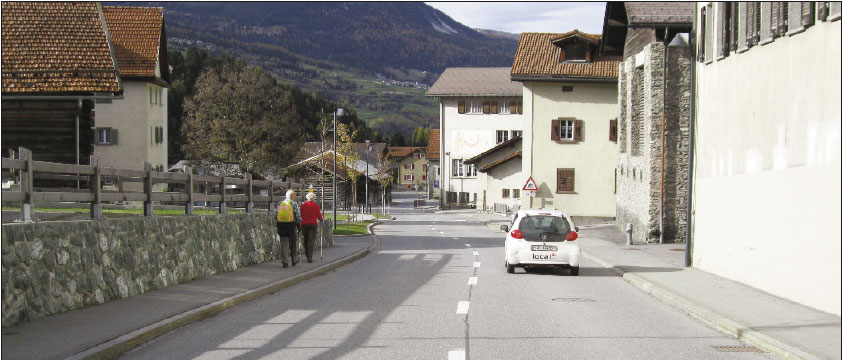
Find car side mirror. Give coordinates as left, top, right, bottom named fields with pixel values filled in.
left=500, top=225, right=509, bottom=232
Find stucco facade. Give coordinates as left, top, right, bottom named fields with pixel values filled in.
left=95, top=81, right=168, bottom=191
left=692, top=2, right=841, bottom=315
left=520, top=82, right=619, bottom=217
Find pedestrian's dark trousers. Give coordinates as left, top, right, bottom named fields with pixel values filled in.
left=301, top=224, right=318, bottom=261
left=276, top=222, right=299, bottom=264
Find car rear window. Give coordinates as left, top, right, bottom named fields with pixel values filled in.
left=517, top=215, right=571, bottom=242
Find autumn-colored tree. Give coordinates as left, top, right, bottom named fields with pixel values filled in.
left=335, top=122, right=361, bottom=217
left=182, top=62, right=302, bottom=175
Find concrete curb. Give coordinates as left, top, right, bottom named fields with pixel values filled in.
left=581, top=252, right=820, bottom=360
left=68, top=234, right=380, bottom=360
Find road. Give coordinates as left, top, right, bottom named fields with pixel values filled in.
left=122, top=191, right=771, bottom=359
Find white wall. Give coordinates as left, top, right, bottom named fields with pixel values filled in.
left=440, top=97, right=524, bottom=204
left=693, top=6, right=841, bottom=315
left=521, top=82, right=619, bottom=216
left=485, top=158, right=524, bottom=210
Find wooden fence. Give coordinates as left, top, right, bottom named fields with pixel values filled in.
left=1, top=147, right=305, bottom=222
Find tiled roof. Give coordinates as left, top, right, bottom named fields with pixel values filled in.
left=625, top=2, right=695, bottom=25
left=389, top=146, right=425, bottom=158
left=296, top=142, right=387, bottom=161
left=426, top=68, right=523, bottom=97
left=464, top=136, right=522, bottom=164
left=103, top=6, right=164, bottom=79
left=1, top=2, right=120, bottom=94
left=427, top=129, right=440, bottom=160
left=511, top=32, right=621, bottom=80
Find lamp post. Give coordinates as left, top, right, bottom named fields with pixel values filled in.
left=365, top=140, right=371, bottom=214
left=333, top=108, right=344, bottom=230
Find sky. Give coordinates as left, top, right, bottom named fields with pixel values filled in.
left=425, top=2, right=606, bottom=35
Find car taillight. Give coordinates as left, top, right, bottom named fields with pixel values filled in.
left=566, top=231, right=578, bottom=241
left=511, top=230, right=524, bottom=239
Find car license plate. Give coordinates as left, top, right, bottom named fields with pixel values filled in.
left=531, top=245, right=557, bottom=251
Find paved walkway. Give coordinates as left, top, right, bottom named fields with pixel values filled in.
left=450, top=209, right=842, bottom=360
left=1, top=235, right=375, bottom=360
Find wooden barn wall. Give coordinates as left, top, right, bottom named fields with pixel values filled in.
left=1, top=99, right=94, bottom=165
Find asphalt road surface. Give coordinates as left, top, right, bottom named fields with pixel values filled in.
left=122, top=191, right=772, bottom=360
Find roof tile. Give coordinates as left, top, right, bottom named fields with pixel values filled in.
left=426, top=68, right=522, bottom=97
left=511, top=31, right=621, bottom=80
left=427, top=129, right=440, bottom=160
left=1, top=2, right=120, bottom=94
left=103, top=6, right=164, bottom=79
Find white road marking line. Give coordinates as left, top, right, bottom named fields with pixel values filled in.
left=439, top=231, right=444, bottom=234
left=472, top=251, right=479, bottom=256
left=456, top=301, right=470, bottom=314
left=464, top=244, right=471, bottom=247
left=453, top=237, right=459, bottom=240
left=473, top=262, right=481, bottom=267
left=467, top=277, right=478, bottom=285
left=448, top=350, right=466, bottom=360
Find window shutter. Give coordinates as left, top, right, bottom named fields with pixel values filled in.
left=483, top=101, right=491, bottom=114
left=759, top=2, right=772, bottom=43
left=111, top=129, right=118, bottom=145
left=574, top=120, right=584, bottom=142
left=491, top=101, right=498, bottom=113
left=458, top=101, right=465, bottom=114
left=801, top=2, right=815, bottom=27
left=609, top=119, right=617, bottom=142
left=510, top=102, right=517, bottom=114
left=789, top=1, right=804, bottom=33
left=517, top=101, right=523, bottom=114
left=566, top=170, right=575, bottom=192
left=730, top=2, right=739, bottom=51
left=771, top=2, right=781, bottom=36
left=557, top=168, right=575, bottom=192
left=705, top=4, right=715, bottom=62
left=717, top=2, right=728, bottom=58
left=831, top=2, right=842, bottom=19
left=779, top=2, right=790, bottom=35
left=817, top=1, right=828, bottom=21
left=551, top=119, right=561, bottom=141
left=556, top=168, right=564, bottom=192
left=699, top=7, right=707, bottom=62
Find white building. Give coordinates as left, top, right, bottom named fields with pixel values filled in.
left=511, top=31, right=620, bottom=221
left=426, top=68, right=525, bottom=209
left=692, top=2, right=841, bottom=315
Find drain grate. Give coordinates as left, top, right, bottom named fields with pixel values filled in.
left=551, top=298, right=594, bottom=302
left=713, top=345, right=764, bottom=353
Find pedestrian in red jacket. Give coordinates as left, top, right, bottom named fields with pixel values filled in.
left=299, top=192, right=324, bottom=263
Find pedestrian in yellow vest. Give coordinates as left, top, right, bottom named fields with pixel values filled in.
left=275, top=189, right=302, bottom=267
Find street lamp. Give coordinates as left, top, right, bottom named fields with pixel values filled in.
left=365, top=139, right=372, bottom=214
left=333, top=108, right=344, bottom=230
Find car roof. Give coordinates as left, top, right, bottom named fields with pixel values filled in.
left=516, top=208, right=570, bottom=218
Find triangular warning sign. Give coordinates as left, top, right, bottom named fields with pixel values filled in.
left=522, top=176, right=539, bottom=191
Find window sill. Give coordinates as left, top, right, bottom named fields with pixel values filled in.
left=758, top=38, right=773, bottom=46
left=553, top=140, right=579, bottom=144
left=555, top=191, right=577, bottom=195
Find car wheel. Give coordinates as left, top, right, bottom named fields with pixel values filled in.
left=506, top=261, right=515, bottom=274
left=570, top=266, right=579, bottom=276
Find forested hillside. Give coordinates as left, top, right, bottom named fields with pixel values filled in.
left=123, top=2, right=519, bottom=139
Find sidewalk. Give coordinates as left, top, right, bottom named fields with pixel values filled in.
left=459, top=211, right=842, bottom=360
left=1, top=234, right=376, bottom=360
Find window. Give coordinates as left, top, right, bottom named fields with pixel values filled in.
left=499, top=101, right=511, bottom=114
left=149, top=88, right=154, bottom=104
left=502, top=189, right=510, bottom=198
left=452, top=159, right=464, bottom=176
left=464, top=163, right=476, bottom=177
left=562, top=86, right=574, bottom=92
left=551, top=118, right=583, bottom=142
left=468, top=101, right=483, bottom=114
left=509, top=101, right=523, bottom=115
left=154, top=126, right=163, bottom=144
left=609, top=119, right=617, bottom=142
left=96, top=128, right=117, bottom=145
left=556, top=168, right=575, bottom=193
left=563, top=42, right=588, bottom=61
left=513, top=189, right=520, bottom=199
left=422, top=175, right=427, bottom=181
left=496, top=130, right=509, bottom=144
left=511, top=130, right=523, bottom=138
left=404, top=174, right=413, bottom=181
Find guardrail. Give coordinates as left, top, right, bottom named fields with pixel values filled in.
left=2, top=147, right=304, bottom=222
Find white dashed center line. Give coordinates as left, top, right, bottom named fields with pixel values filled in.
left=448, top=350, right=466, bottom=360
left=464, top=244, right=471, bottom=247
left=456, top=301, right=470, bottom=314
left=467, top=277, right=478, bottom=285
left=473, top=262, right=481, bottom=268
left=472, top=251, right=479, bottom=256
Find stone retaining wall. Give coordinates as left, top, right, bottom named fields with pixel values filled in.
left=1, top=214, right=333, bottom=327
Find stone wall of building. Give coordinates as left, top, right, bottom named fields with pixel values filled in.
left=616, top=42, right=691, bottom=244
left=1, top=214, right=333, bottom=327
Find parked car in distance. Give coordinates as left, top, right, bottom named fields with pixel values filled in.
left=500, top=209, right=581, bottom=275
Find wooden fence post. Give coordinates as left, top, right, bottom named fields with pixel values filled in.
left=19, top=147, right=33, bottom=223
left=219, top=175, right=226, bottom=214
left=144, top=162, right=153, bottom=216
left=268, top=180, right=274, bottom=211
left=246, top=172, right=253, bottom=213
left=185, top=166, right=194, bottom=215
left=90, top=155, right=102, bottom=219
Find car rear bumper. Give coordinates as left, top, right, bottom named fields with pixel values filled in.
left=507, top=244, right=580, bottom=267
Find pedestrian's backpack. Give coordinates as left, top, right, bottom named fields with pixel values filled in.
left=276, top=200, right=294, bottom=222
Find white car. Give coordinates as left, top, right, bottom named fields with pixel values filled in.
left=501, top=209, right=581, bottom=275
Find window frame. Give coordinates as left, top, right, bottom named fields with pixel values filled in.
left=502, top=188, right=510, bottom=198
left=96, top=128, right=114, bottom=145
left=496, top=130, right=509, bottom=144
left=467, top=100, right=483, bottom=114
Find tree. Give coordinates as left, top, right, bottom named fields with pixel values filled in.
left=389, top=132, right=406, bottom=147
left=182, top=61, right=302, bottom=176
left=376, top=155, right=395, bottom=214
left=411, top=127, right=430, bottom=147
left=335, top=122, right=361, bottom=217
